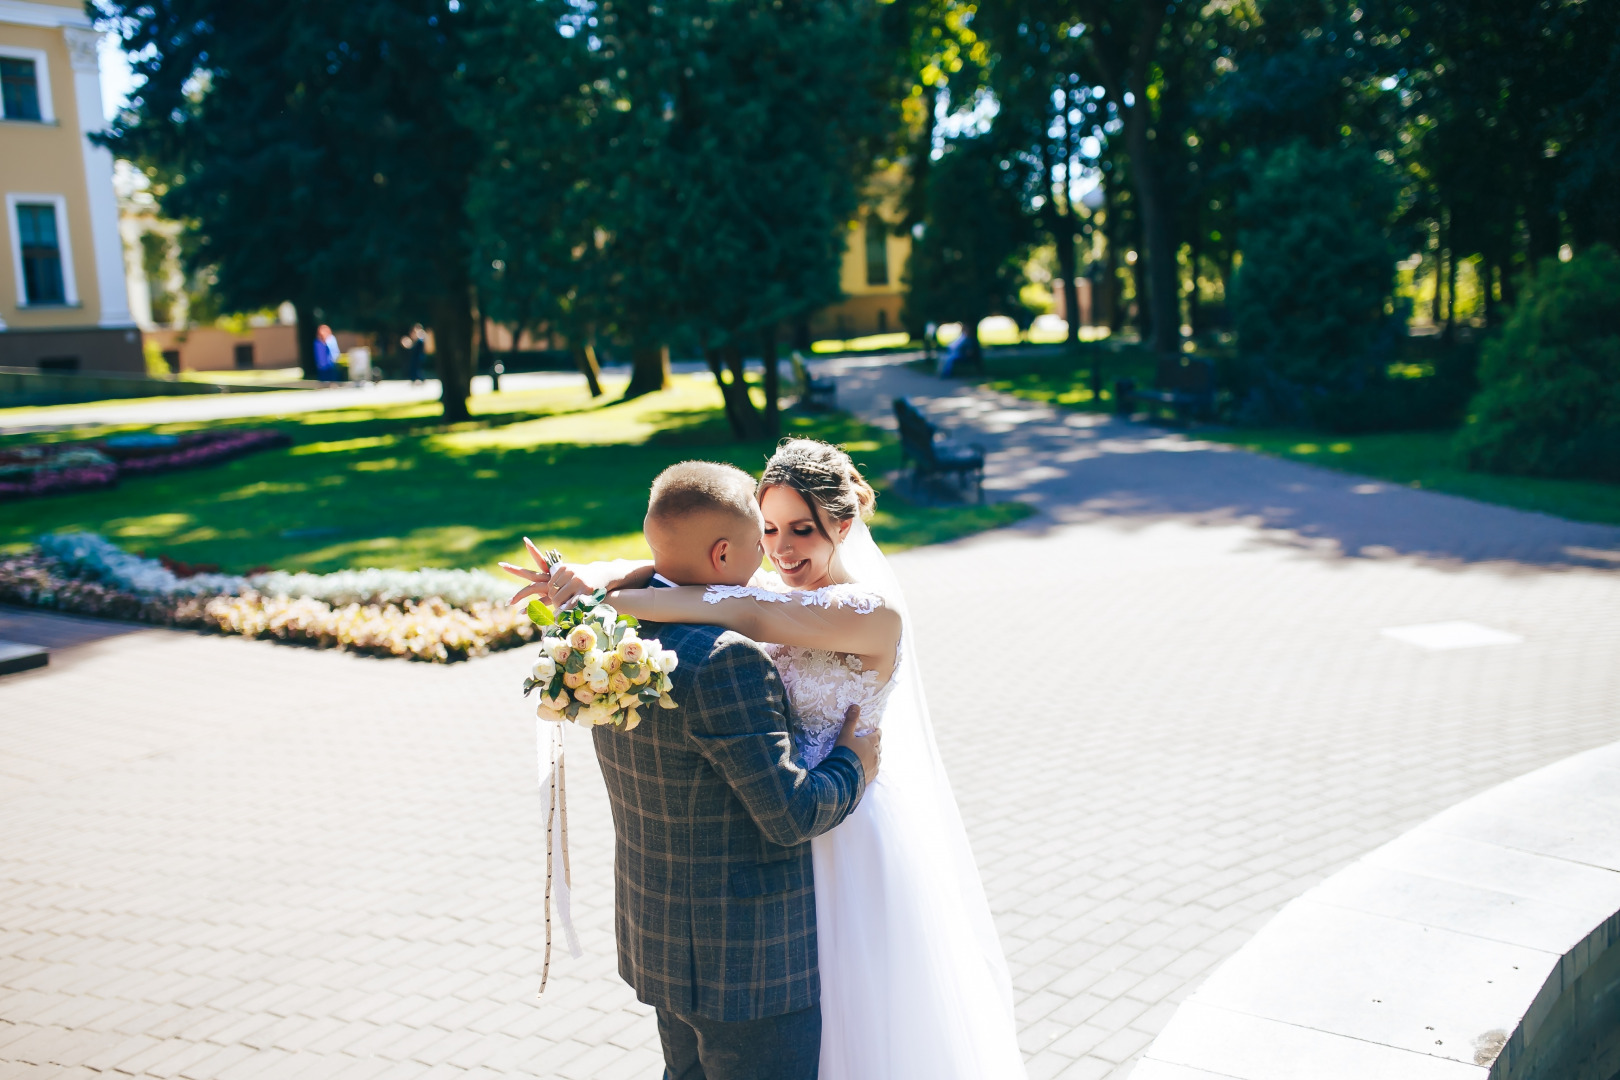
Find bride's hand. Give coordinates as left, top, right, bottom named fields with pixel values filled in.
left=499, top=537, right=559, bottom=607
left=500, top=541, right=654, bottom=609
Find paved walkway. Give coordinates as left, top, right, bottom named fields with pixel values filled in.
left=2, top=357, right=1618, bottom=1080
left=0, top=370, right=669, bottom=435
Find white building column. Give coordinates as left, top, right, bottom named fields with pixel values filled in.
left=62, top=26, right=134, bottom=328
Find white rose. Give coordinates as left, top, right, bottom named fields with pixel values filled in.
left=531, top=656, right=557, bottom=682
left=657, top=651, right=679, bottom=673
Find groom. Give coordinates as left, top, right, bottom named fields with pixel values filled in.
left=593, top=460, right=880, bottom=1080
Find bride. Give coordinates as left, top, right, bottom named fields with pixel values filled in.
left=526, top=439, right=1027, bottom=1080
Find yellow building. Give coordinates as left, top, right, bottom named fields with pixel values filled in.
left=0, top=1, right=140, bottom=373
left=809, top=177, right=913, bottom=341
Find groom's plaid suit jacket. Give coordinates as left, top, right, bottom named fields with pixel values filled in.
left=592, top=617, right=866, bottom=1022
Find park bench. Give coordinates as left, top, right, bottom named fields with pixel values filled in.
left=893, top=396, right=986, bottom=502
left=791, top=351, right=837, bottom=411
left=1114, top=354, right=1216, bottom=424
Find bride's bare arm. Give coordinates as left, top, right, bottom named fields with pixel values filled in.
left=606, top=585, right=900, bottom=657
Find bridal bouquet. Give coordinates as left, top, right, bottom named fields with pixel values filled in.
left=521, top=558, right=677, bottom=730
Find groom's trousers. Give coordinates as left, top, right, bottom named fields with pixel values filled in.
left=655, top=1005, right=820, bottom=1080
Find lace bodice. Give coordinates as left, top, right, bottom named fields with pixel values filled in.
left=703, top=578, right=902, bottom=768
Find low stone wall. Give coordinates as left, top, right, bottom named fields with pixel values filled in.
left=0, top=326, right=146, bottom=375
left=1131, top=741, right=1620, bottom=1080
left=0, top=368, right=289, bottom=407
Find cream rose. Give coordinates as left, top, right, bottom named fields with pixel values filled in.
left=574, top=687, right=597, bottom=704
left=587, top=672, right=611, bottom=694
left=617, top=637, right=648, bottom=665
left=563, top=670, right=585, bottom=689
left=536, top=703, right=564, bottom=723
left=567, top=624, right=597, bottom=652
left=608, top=671, right=631, bottom=694
left=549, top=641, right=572, bottom=664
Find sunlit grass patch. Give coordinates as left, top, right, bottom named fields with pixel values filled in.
left=811, top=332, right=913, bottom=354
left=2, top=374, right=1029, bottom=571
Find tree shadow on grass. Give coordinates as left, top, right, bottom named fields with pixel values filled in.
left=2, top=394, right=1032, bottom=573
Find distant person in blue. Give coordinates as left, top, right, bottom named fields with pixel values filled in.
left=937, top=329, right=981, bottom=377
left=313, top=324, right=341, bottom=383
left=399, top=325, right=427, bottom=385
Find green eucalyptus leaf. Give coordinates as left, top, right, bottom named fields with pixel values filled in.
left=527, top=599, right=554, bottom=627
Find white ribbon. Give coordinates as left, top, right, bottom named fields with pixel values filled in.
left=536, top=719, right=582, bottom=996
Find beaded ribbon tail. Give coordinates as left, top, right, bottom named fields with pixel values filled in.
left=536, top=719, right=582, bottom=996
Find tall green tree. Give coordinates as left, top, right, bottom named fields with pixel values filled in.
left=466, top=0, right=892, bottom=438
left=462, top=0, right=606, bottom=396
left=1062, top=0, right=1202, bottom=356
left=903, top=133, right=1038, bottom=348
left=95, top=0, right=482, bottom=420
left=976, top=0, right=1100, bottom=346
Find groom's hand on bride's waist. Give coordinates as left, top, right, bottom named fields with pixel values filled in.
left=836, top=705, right=881, bottom=783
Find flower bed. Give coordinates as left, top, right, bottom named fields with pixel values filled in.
left=0, top=429, right=291, bottom=502
left=0, top=532, right=534, bottom=662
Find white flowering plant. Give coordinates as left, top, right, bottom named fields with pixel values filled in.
left=522, top=555, right=677, bottom=730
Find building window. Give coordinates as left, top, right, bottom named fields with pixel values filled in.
left=17, top=202, right=67, bottom=305
left=865, top=215, right=889, bottom=287
left=0, top=57, right=42, bottom=122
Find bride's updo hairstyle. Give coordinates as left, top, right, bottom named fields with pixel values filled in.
left=757, top=439, right=876, bottom=541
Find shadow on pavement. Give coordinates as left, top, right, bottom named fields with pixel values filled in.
left=828, top=357, right=1620, bottom=572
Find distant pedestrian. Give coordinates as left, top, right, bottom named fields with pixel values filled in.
left=937, top=330, right=980, bottom=377
left=314, top=325, right=341, bottom=383
left=400, top=325, right=427, bottom=385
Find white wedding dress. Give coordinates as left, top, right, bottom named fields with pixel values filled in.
left=703, top=523, right=1027, bottom=1080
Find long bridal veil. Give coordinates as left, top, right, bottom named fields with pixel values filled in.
left=819, top=521, right=1026, bottom=1079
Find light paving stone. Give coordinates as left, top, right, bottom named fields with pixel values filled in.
left=2, top=354, right=1618, bottom=1078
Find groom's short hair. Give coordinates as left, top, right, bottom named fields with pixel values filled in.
left=647, top=461, right=760, bottom=525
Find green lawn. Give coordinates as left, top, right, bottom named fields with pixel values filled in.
left=971, top=342, right=1161, bottom=412
left=1, top=374, right=1030, bottom=574
left=1203, top=428, right=1620, bottom=527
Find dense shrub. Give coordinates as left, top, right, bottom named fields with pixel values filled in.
left=1456, top=245, right=1620, bottom=480
left=1229, top=142, right=1410, bottom=427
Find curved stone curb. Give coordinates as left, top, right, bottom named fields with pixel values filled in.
left=1131, top=740, right=1620, bottom=1080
